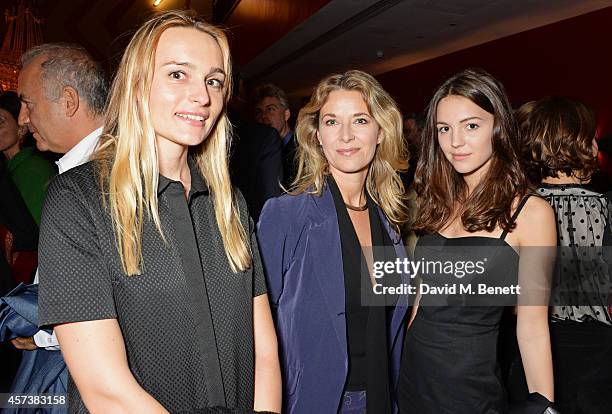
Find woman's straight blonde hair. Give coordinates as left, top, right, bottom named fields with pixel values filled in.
left=94, top=10, right=251, bottom=275
left=291, top=70, right=409, bottom=229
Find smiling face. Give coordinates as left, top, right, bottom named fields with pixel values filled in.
left=436, top=95, right=495, bottom=185
left=317, top=89, right=380, bottom=182
left=149, top=27, right=226, bottom=155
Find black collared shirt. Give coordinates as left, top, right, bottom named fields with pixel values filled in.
left=38, top=159, right=267, bottom=413
left=328, top=177, right=393, bottom=414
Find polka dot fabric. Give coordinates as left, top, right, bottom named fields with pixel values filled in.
left=38, top=161, right=267, bottom=413
left=538, top=184, right=611, bottom=325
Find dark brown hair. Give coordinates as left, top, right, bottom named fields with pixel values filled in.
left=517, top=96, right=598, bottom=183
left=0, top=91, right=21, bottom=121
left=413, top=68, right=529, bottom=234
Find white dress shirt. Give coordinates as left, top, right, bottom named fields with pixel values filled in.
left=55, top=126, right=103, bottom=174
left=33, top=126, right=103, bottom=350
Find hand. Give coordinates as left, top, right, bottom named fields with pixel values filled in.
left=509, top=392, right=556, bottom=414
left=10, top=336, right=37, bottom=350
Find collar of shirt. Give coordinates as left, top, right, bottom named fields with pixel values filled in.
left=282, top=130, right=294, bottom=147
left=56, top=126, right=103, bottom=174
left=158, top=154, right=209, bottom=200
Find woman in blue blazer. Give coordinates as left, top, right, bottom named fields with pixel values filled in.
left=258, top=70, right=410, bottom=413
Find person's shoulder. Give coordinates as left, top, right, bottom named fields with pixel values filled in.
left=27, top=151, right=54, bottom=166
left=259, top=191, right=314, bottom=227
left=8, top=148, right=54, bottom=176
left=21, top=152, right=56, bottom=175
left=41, top=161, right=106, bottom=228
left=46, top=160, right=100, bottom=199
left=265, top=191, right=312, bottom=211
left=519, top=195, right=555, bottom=221
left=525, top=193, right=553, bottom=209
left=515, top=195, right=556, bottom=244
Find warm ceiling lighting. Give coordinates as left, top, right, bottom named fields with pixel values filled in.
left=153, top=0, right=163, bottom=6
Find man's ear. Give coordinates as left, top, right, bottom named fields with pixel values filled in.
left=284, top=108, right=291, bottom=122
left=62, top=86, right=80, bottom=117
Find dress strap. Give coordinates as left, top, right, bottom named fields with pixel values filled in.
left=500, top=195, right=532, bottom=241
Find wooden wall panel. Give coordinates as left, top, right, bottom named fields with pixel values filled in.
left=225, top=0, right=331, bottom=66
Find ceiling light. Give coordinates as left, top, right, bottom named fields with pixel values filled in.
left=153, top=0, right=163, bottom=6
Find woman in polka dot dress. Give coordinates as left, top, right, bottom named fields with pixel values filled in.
left=518, top=96, right=612, bottom=414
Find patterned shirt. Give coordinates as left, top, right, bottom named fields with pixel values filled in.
left=538, top=184, right=611, bottom=325
left=38, top=159, right=267, bottom=412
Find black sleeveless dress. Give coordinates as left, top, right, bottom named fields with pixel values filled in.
left=398, top=198, right=530, bottom=414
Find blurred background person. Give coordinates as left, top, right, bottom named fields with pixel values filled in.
left=0, top=92, right=40, bottom=396
left=518, top=96, right=612, bottom=414
left=402, top=111, right=424, bottom=186
left=253, top=84, right=296, bottom=187
left=229, top=70, right=283, bottom=222
left=0, top=165, right=39, bottom=392
left=0, top=91, right=55, bottom=226
left=18, top=44, right=106, bottom=175
left=0, top=93, right=42, bottom=391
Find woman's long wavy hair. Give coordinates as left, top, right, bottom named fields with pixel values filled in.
left=291, top=70, right=409, bottom=229
left=413, top=68, right=529, bottom=234
left=94, top=10, right=251, bottom=275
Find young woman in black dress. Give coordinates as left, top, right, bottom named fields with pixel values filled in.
left=398, top=69, right=556, bottom=413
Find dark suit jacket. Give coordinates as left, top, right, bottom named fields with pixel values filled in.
left=257, top=186, right=409, bottom=413
left=281, top=133, right=297, bottom=188
left=230, top=117, right=283, bottom=222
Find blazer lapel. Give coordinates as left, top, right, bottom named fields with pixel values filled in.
left=309, top=187, right=347, bottom=355
left=376, top=208, right=409, bottom=351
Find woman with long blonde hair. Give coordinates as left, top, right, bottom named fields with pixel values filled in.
left=37, top=10, right=280, bottom=413
left=257, top=70, right=410, bottom=413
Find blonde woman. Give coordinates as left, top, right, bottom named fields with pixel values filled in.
left=257, top=70, right=409, bottom=413
left=37, top=11, right=280, bottom=413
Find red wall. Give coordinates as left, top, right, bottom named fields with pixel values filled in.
left=378, top=7, right=612, bottom=119
left=377, top=7, right=612, bottom=185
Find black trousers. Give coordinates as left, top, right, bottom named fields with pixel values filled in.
left=550, top=320, right=612, bottom=414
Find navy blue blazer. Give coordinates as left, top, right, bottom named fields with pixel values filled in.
left=257, top=185, right=409, bottom=413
